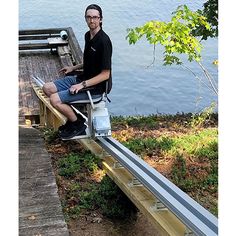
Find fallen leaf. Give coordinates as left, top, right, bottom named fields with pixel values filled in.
left=27, top=215, right=36, bottom=220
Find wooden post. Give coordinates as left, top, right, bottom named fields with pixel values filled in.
left=39, top=100, right=46, bottom=127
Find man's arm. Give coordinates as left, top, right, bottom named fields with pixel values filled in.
left=84, top=70, right=110, bottom=87
left=71, top=64, right=84, bottom=71
left=69, top=70, right=110, bottom=94
left=59, top=63, right=83, bottom=75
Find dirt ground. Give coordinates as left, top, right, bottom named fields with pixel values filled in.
left=68, top=212, right=160, bottom=236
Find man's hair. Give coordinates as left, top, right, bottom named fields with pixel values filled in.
left=85, top=4, right=103, bottom=27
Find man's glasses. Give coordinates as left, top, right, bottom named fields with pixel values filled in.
left=85, top=15, right=100, bottom=21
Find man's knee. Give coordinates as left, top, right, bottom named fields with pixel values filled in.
left=42, top=82, right=56, bottom=97
left=42, top=83, right=50, bottom=96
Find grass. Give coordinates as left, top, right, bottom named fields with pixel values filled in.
left=120, top=128, right=217, bottom=160
left=120, top=128, right=218, bottom=197
left=111, top=113, right=218, bottom=216
left=111, top=112, right=218, bottom=130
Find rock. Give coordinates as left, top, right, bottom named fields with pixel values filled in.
left=91, top=217, right=102, bottom=223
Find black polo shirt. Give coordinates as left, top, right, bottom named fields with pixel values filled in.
left=83, top=29, right=112, bottom=94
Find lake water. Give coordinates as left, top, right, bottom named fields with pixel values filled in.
left=19, top=0, right=218, bottom=116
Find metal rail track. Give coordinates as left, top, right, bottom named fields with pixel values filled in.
left=97, top=137, right=218, bottom=236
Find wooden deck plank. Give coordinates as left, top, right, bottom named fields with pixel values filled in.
left=19, top=126, right=69, bottom=236
left=19, top=43, right=51, bottom=50
left=19, top=27, right=83, bottom=122
left=19, top=51, right=62, bottom=117
left=19, top=28, right=67, bottom=35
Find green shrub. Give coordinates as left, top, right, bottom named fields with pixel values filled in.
left=42, top=128, right=58, bottom=143
left=58, top=151, right=101, bottom=178
left=123, top=136, right=175, bottom=157
left=82, top=152, right=100, bottom=172
left=79, top=187, right=99, bottom=210
left=191, top=103, right=217, bottom=128
left=171, top=153, right=187, bottom=182
left=111, top=115, right=158, bottom=129
left=195, top=141, right=218, bottom=160
left=63, top=175, right=138, bottom=219
left=97, top=176, right=137, bottom=218
left=58, top=153, right=81, bottom=178
left=67, top=205, right=81, bottom=219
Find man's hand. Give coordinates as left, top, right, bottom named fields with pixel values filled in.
left=59, top=66, right=74, bottom=75
left=69, top=83, right=84, bottom=94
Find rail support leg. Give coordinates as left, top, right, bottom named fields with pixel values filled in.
left=112, top=161, right=124, bottom=169
left=128, top=178, right=143, bottom=187
left=150, top=200, right=168, bottom=212
left=184, top=228, right=195, bottom=236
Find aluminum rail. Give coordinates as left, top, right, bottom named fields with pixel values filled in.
left=97, top=137, right=218, bottom=236
left=32, top=76, right=45, bottom=87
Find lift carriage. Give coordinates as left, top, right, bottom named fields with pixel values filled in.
left=31, top=75, right=111, bottom=140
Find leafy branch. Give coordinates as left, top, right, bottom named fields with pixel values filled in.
left=126, top=5, right=218, bottom=95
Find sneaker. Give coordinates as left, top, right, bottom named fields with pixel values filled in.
left=59, top=122, right=86, bottom=140
left=59, top=115, right=85, bottom=134
left=58, top=120, right=71, bottom=133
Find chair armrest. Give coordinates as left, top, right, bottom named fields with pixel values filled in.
left=65, top=69, right=83, bottom=76
left=65, top=70, right=97, bottom=92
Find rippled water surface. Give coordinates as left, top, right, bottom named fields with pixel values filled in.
left=19, top=0, right=218, bottom=115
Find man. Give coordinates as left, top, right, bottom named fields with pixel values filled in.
left=43, top=4, right=112, bottom=139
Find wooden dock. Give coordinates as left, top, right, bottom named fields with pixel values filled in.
left=19, top=125, right=69, bottom=236
left=19, top=27, right=83, bottom=124
left=19, top=28, right=83, bottom=235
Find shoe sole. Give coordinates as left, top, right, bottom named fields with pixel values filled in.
left=61, top=132, right=89, bottom=140
left=59, top=122, right=87, bottom=135
left=59, top=126, right=87, bottom=140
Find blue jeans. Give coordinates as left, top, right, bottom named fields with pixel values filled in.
left=53, top=76, right=101, bottom=103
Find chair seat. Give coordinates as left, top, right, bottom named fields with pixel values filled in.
left=69, top=94, right=103, bottom=104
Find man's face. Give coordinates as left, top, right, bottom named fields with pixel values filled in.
left=85, top=9, right=101, bottom=30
